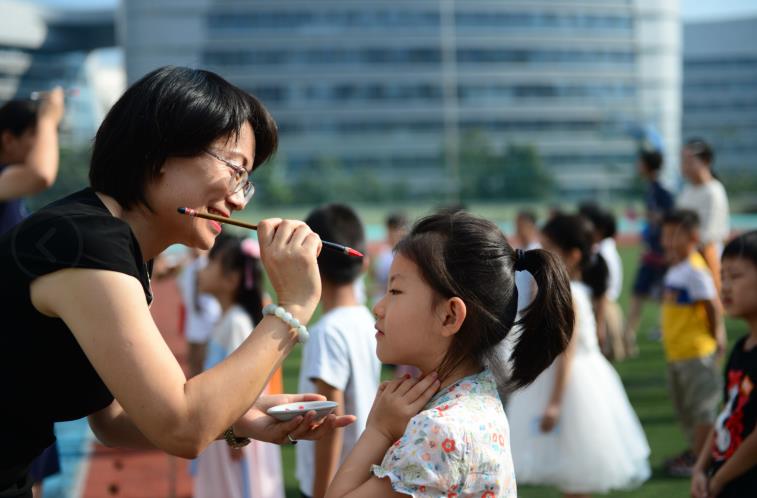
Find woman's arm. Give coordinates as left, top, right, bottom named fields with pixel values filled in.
left=35, top=268, right=296, bottom=457
left=31, top=219, right=323, bottom=458
left=0, top=88, right=64, bottom=200
left=88, top=393, right=357, bottom=451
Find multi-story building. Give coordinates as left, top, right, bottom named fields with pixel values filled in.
left=683, top=16, right=757, bottom=181
left=120, top=0, right=681, bottom=197
left=0, top=0, right=121, bottom=144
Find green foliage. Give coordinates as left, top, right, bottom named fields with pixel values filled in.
left=459, top=131, right=555, bottom=201
left=26, top=145, right=91, bottom=211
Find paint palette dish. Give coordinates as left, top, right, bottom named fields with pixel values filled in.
left=267, top=401, right=338, bottom=422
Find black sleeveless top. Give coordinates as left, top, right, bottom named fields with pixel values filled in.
left=0, top=188, right=152, bottom=472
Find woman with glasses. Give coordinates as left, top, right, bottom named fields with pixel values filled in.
left=0, top=66, right=353, bottom=498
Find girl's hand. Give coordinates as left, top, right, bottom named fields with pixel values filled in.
left=366, top=372, right=440, bottom=443
left=256, top=219, right=322, bottom=323
left=540, top=402, right=560, bottom=433
left=233, top=394, right=356, bottom=445
left=691, top=468, right=709, bottom=498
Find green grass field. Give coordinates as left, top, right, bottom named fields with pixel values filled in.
left=275, top=244, right=746, bottom=498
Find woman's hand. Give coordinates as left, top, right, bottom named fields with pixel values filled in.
left=540, top=402, right=560, bottom=433
left=366, top=372, right=440, bottom=444
left=233, top=394, right=356, bottom=445
left=256, top=219, right=322, bottom=323
left=691, top=468, right=709, bottom=498
left=38, top=87, right=65, bottom=125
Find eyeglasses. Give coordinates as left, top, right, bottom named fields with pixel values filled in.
left=204, top=149, right=255, bottom=204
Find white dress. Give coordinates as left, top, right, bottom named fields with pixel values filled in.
left=506, top=282, right=650, bottom=494
left=193, top=306, right=285, bottom=498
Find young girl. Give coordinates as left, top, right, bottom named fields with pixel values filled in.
left=325, top=210, right=575, bottom=497
left=507, top=213, right=650, bottom=497
left=194, top=234, right=284, bottom=498
left=692, top=231, right=757, bottom=498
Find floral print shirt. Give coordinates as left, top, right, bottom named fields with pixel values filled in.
left=372, top=369, right=516, bottom=497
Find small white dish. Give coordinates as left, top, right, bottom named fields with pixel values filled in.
left=267, top=401, right=338, bottom=422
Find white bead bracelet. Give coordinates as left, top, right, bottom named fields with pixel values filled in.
left=262, top=304, right=310, bottom=344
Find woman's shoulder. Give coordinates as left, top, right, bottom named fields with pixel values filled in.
left=5, top=188, right=149, bottom=290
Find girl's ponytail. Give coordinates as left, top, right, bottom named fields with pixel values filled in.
left=510, top=248, right=574, bottom=388
left=582, top=251, right=609, bottom=299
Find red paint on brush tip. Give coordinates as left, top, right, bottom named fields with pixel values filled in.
left=345, top=247, right=364, bottom=257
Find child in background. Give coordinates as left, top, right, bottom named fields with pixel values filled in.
left=514, top=209, right=541, bottom=312
left=325, top=210, right=575, bottom=497
left=678, top=138, right=731, bottom=291
left=371, top=212, right=408, bottom=305
left=176, top=248, right=221, bottom=377
left=625, top=146, right=674, bottom=356
left=692, top=231, right=757, bottom=497
left=579, top=203, right=625, bottom=360
left=297, top=204, right=381, bottom=498
left=194, top=234, right=284, bottom=498
left=660, top=209, right=725, bottom=477
left=507, top=213, right=650, bottom=497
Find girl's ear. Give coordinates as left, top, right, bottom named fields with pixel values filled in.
left=439, top=297, right=467, bottom=338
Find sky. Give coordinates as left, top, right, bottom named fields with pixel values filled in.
left=28, top=0, right=757, bottom=21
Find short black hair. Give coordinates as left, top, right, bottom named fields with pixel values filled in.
left=662, top=209, right=700, bottom=233
left=516, top=209, right=537, bottom=225
left=305, top=203, right=366, bottom=285
left=542, top=213, right=610, bottom=298
left=386, top=212, right=407, bottom=230
left=90, top=66, right=278, bottom=210
left=638, top=148, right=663, bottom=172
left=0, top=100, right=38, bottom=140
left=578, top=202, right=617, bottom=239
left=722, top=231, right=757, bottom=269
left=685, top=137, right=714, bottom=166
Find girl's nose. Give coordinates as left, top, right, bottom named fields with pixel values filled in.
left=372, top=295, right=385, bottom=318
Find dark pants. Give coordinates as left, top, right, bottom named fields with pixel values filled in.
left=0, top=464, right=33, bottom=498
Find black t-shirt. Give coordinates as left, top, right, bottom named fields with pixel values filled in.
left=710, top=335, right=757, bottom=497
left=0, top=188, right=152, bottom=472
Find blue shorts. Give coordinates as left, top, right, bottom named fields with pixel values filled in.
left=633, top=262, right=667, bottom=298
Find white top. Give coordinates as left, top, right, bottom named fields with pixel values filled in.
left=515, top=241, right=541, bottom=312
left=194, top=305, right=285, bottom=498
left=177, top=256, right=221, bottom=344
left=664, top=256, right=717, bottom=304
left=677, top=179, right=730, bottom=245
left=598, top=238, right=623, bottom=302
left=571, top=281, right=601, bottom=354
left=296, top=306, right=381, bottom=496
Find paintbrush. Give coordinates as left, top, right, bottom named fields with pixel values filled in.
left=177, top=207, right=364, bottom=257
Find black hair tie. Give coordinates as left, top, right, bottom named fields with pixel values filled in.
left=514, top=249, right=528, bottom=272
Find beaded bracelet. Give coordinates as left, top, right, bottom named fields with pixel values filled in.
left=262, top=304, right=310, bottom=344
